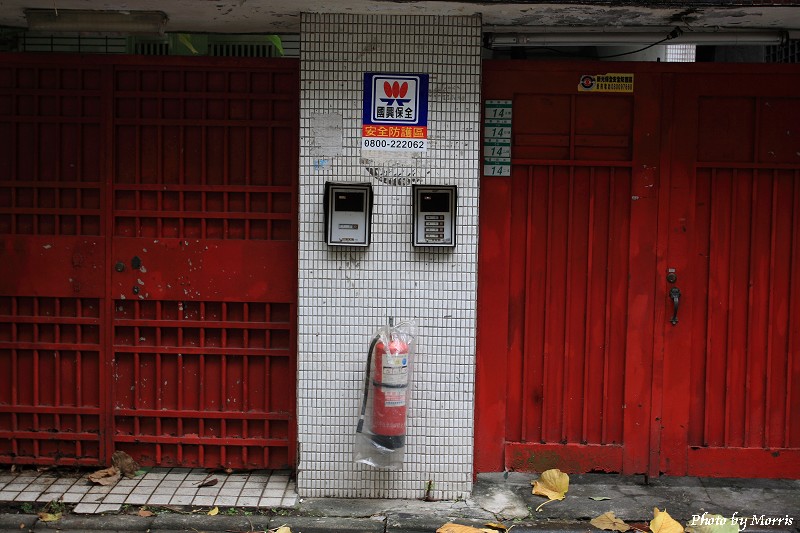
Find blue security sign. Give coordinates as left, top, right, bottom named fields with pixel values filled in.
left=362, top=73, right=429, bottom=151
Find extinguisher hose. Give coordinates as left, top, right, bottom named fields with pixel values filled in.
left=356, top=335, right=380, bottom=434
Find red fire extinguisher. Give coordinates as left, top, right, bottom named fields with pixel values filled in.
left=357, top=329, right=410, bottom=450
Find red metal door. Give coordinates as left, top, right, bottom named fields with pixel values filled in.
left=477, top=63, right=662, bottom=474
left=109, top=61, right=298, bottom=469
left=476, top=62, right=800, bottom=479
left=0, top=61, right=108, bottom=466
left=0, top=55, right=298, bottom=469
left=657, top=71, right=800, bottom=478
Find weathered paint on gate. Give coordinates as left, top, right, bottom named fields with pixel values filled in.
left=0, top=55, right=299, bottom=469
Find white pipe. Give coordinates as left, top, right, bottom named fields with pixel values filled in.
left=488, top=30, right=786, bottom=47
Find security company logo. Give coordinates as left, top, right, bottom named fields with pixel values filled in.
left=362, top=73, right=429, bottom=151
left=578, top=73, right=634, bottom=93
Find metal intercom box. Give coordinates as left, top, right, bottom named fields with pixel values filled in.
left=324, top=182, right=373, bottom=247
left=412, top=185, right=457, bottom=247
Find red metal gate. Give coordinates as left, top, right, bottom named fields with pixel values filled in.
left=477, top=62, right=800, bottom=478
left=657, top=72, right=800, bottom=477
left=0, top=55, right=298, bottom=469
left=0, top=61, right=107, bottom=465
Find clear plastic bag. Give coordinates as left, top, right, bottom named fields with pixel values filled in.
left=354, top=320, right=417, bottom=469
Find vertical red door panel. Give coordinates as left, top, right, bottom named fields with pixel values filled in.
left=0, top=61, right=108, bottom=465
left=661, top=74, right=800, bottom=478
left=477, top=62, right=800, bottom=479
left=479, top=64, right=662, bottom=474
left=109, top=63, right=298, bottom=469
left=0, top=55, right=298, bottom=470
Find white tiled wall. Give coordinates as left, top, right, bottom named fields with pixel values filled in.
left=297, top=13, right=481, bottom=499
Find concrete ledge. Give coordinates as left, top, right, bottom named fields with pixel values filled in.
left=276, top=515, right=385, bottom=533
left=36, top=514, right=155, bottom=530
left=0, top=514, right=38, bottom=529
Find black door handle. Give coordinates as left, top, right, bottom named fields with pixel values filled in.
left=669, top=287, right=681, bottom=326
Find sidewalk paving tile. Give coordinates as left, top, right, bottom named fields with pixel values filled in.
left=101, top=494, right=128, bottom=504
left=97, top=503, right=122, bottom=513
left=192, top=495, right=216, bottom=506
left=60, top=492, right=84, bottom=503
left=37, top=492, right=64, bottom=503
left=0, top=468, right=299, bottom=515
left=124, top=494, right=150, bottom=505
left=170, top=494, right=194, bottom=505
left=259, top=496, right=282, bottom=507
left=237, top=496, right=260, bottom=506
left=214, top=495, right=238, bottom=506
left=281, top=495, right=299, bottom=507
left=72, top=503, right=99, bottom=514
left=147, top=494, right=172, bottom=505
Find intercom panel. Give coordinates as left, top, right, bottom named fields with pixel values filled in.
left=324, top=182, right=373, bottom=247
left=412, top=185, right=457, bottom=247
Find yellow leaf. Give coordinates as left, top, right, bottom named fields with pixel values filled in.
left=178, top=34, right=200, bottom=55
left=207, top=506, right=219, bottom=516
left=685, top=513, right=740, bottom=533
left=484, top=522, right=508, bottom=532
left=650, top=508, right=684, bottom=533
left=37, top=512, right=61, bottom=522
left=273, top=527, right=292, bottom=533
left=591, top=511, right=631, bottom=532
left=531, top=468, right=569, bottom=501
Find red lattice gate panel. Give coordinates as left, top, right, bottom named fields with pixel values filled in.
left=0, top=55, right=298, bottom=470
left=0, top=62, right=107, bottom=465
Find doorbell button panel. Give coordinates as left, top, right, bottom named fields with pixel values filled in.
left=324, top=182, right=373, bottom=247
left=412, top=185, right=457, bottom=248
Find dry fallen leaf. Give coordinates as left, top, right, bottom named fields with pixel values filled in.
left=37, top=512, right=61, bottom=522
left=273, top=526, right=292, bottom=533
left=484, top=522, right=508, bottom=531
left=112, top=450, right=140, bottom=479
left=590, top=496, right=612, bottom=501
left=137, top=509, right=155, bottom=517
left=685, top=513, right=740, bottom=533
left=207, top=506, right=219, bottom=516
left=87, top=466, right=121, bottom=486
left=198, top=478, right=218, bottom=488
left=650, top=508, right=684, bottom=533
left=591, top=511, right=631, bottom=532
left=531, top=468, right=569, bottom=501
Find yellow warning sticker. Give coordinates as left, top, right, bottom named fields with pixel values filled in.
left=578, top=73, right=634, bottom=93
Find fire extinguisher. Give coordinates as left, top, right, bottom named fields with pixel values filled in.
left=356, top=329, right=409, bottom=450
